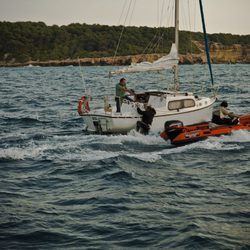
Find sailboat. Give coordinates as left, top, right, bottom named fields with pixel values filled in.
left=78, top=0, right=216, bottom=134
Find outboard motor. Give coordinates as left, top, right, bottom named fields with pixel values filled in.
left=164, top=120, right=184, bottom=141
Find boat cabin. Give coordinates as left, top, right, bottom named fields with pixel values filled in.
left=130, top=90, right=199, bottom=111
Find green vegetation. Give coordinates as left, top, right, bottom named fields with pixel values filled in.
left=0, top=21, right=249, bottom=63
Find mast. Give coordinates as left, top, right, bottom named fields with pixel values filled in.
left=199, top=0, right=214, bottom=86
left=174, top=0, right=179, bottom=90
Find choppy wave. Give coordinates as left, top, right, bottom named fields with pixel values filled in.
left=0, top=65, right=249, bottom=249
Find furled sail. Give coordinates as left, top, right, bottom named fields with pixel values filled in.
left=110, top=43, right=178, bottom=75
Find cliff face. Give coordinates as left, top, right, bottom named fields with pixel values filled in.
left=209, top=43, right=250, bottom=64
left=190, top=41, right=250, bottom=64
left=0, top=42, right=249, bottom=67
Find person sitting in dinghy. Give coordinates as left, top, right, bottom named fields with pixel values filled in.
left=136, top=105, right=156, bottom=135
left=212, top=101, right=239, bottom=125
left=115, top=78, right=135, bottom=112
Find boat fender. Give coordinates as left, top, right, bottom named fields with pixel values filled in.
left=78, top=96, right=90, bottom=115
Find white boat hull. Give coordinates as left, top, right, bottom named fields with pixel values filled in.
left=81, top=94, right=216, bottom=134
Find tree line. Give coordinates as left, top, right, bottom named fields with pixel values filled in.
left=0, top=21, right=249, bottom=63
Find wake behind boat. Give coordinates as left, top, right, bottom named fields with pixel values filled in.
left=78, top=0, right=216, bottom=134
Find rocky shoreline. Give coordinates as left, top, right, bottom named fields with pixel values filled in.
left=1, top=43, right=249, bottom=67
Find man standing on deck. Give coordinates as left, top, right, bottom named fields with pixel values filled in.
left=115, top=78, right=134, bottom=112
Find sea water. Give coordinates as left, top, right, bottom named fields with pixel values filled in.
left=0, top=64, right=249, bottom=249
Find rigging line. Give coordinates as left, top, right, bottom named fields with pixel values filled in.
left=193, top=0, right=197, bottom=33
left=171, top=0, right=175, bottom=38
left=166, top=0, right=174, bottom=29
left=146, top=28, right=166, bottom=52
left=159, top=0, right=166, bottom=28
left=143, top=29, right=165, bottom=55
left=139, top=0, right=165, bottom=57
left=148, top=1, right=168, bottom=51
left=153, top=0, right=174, bottom=36
left=151, top=33, right=165, bottom=52
left=141, top=0, right=173, bottom=56
left=77, top=58, right=86, bottom=93
left=141, top=3, right=162, bottom=55
left=180, top=1, right=187, bottom=33
left=162, top=0, right=175, bottom=46
left=187, top=0, right=191, bottom=32
left=141, top=4, right=157, bottom=56
left=188, top=0, right=192, bottom=54
left=109, top=0, right=127, bottom=74
left=118, top=0, right=128, bottom=25
left=157, top=0, right=160, bottom=27
left=165, top=0, right=175, bottom=50
left=112, top=0, right=134, bottom=64
left=151, top=0, right=168, bottom=53
left=159, top=0, right=171, bottom=48
left=158, top=0, right=169, bottom=28
left=156, top=0, right=175, bottom=53
left=148, top=0, right=173, bottom=55
left=141, top=33, right=159, bottom=55
left=130, top=30, right=161, bottom=61
left=128, top=0, right=137, bottom=26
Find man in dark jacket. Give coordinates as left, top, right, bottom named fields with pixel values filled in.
left=136, top=106, right=156, bottom=135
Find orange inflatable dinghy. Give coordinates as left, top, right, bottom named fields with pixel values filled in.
left=160, top=115, right=250, bottom=146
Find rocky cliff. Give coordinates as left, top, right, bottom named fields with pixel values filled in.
left=0, top=42, right=249, bottom=67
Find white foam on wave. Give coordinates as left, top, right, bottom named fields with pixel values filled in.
left=0, top=139, right=118, bottom=162
left=72, top=130, right=247, bottom=162
left=51, top=132, right=164, bottom=162
left=161, top=139, right=243, bottom=155
left=0, top=146, right=43, bottom=160
left=43, top=133, right=245, bottom=162
left=71, top=130, right=165, bottom=147
left=137, top=135, right=244, bottom=158
left=59, top=148, right=120, bottom=162
left=0, top=138, right=69, bottom=161
left=127, top=129, right=165, bottom=144
left=0, top=147, right=27, bottom=160
left=98, top=130, right=165, bottom=146
left=127, top=151, right=161, bottom=162
left=2, top=129, right=247, bottom=162
left=219, top=130, right=250, bottom=142
left=0, top=131, right=28, bottom=141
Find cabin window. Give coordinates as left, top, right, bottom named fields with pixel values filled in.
left=168, top=99, right=195, bottom=110
left=168, top=100, right=182, bottom=110
left=183, top=99, right=195, bottom=108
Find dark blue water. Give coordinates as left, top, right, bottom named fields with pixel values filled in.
left=0, top=65, right=249, bottom=249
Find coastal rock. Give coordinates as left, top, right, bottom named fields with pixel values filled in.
left=0, top=43, right=249, bottom=67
